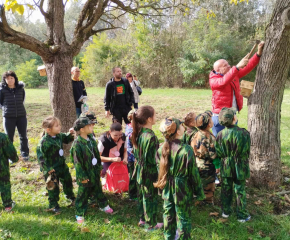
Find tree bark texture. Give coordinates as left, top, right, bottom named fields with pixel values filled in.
left=248, top=0, right=290, bottom=189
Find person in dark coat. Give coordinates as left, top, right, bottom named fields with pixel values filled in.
left=0, top=71, right=29, bottom=161
left=104, top=67, right=134, bottom=124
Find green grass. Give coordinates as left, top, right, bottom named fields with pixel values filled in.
left=0, top=88, right=290, bottom=240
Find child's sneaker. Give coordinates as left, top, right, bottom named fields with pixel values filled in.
left=5, top=202, right=16, bottom=212
left=238, top=215, right=251, bottom=223
left=76, top=215, right=84, bottom=224
left=138, top=219, right=146, bottom=227
left=100, top=205, right=113, bottom=214
left=222, top=212, right=230, bottom=218
left=145, top=222, right=164, bottom=232
left=174, top=229, right=179, bottom=240
left=52, top=206, right=61, bottom=213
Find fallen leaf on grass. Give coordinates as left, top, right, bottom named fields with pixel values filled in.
left=104, top=218, right=110, bottom=224
left=126, top=214, right=130, bottom=218
left=81, top=227, right=90, bottom=233
left=111, top=210, right=119, bottom=215
left=284, top=194, right=290, bottom=204
left=101, top=233, right=105, bottom=237
left=209, top=212, right=219, bottom=217
left=254, top=200, right=262, bottom=205
left=53, top=212, right=61, bottom=216
left=217, top=218, right=227, bottom=223
left=258, top=230, right=267, bottom=238
left=246, top=194, right=250, bottom=199
left=42, top=232, right=49, bottom=236
left=287, top=152, right=290, bottom=156
left=246, top=226, right=254, bottom=234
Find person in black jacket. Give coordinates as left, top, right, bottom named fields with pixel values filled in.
left=104, top=67, right=134, bottom=124
left=71, top=67, right=87, bottom=118
left=0, top=71, right=29, bottom=161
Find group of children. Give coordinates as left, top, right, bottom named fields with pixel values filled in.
left=0, top=105, right=251, bottom=239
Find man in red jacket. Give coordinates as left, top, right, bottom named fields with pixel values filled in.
left=209, top=41, right=265, bottom=136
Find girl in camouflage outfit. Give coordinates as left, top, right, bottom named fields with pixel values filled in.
left=155, top=117, right=205, bottom=240
left=36, top=116, right=75, bottom=213
left=131, top=105, right=163, bottom=231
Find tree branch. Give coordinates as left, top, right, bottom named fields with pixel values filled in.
left=33, top=0, right=48, bottom=18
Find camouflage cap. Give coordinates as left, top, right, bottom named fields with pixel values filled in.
left=205, top=110, right=213, bottom=117
left=195, top=113, right=211, bottom=130
left=159, top=117, right=184, bottom=140
left=127, top=109, right=136, bottom=122
left=73, top=117, right=93, bottom=131
left=218, top=107, right=237, bottom=127
left=80, top=111, right=98, bottom=124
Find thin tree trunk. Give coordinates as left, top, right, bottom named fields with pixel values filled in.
left=248, top=0, right=290, bottom=189
left=45, top=54, right=76, bottom=132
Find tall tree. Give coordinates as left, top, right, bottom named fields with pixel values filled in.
left=0, top=0, right=183, bottom=131
left=248, top=0, right=290, bottom=189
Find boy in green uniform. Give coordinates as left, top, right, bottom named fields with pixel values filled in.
left=192, top=112, right=219, bottom=204
left=70, top=117, right=113, bottom=224
left=155, top=117, right=205, bottom=240
left=0, top=132, right=19, bottom=212
left=182, top=112, right=198, bottom=145
left=37, top=116, right=75, bottom=213
left=215, top=107, right=251, bottom=222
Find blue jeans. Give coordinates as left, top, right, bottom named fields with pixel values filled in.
left=212, top=115, right=238, bottom=137
left=76, top=108, right=82, bottom=118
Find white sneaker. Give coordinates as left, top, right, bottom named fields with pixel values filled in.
left=101, top=177, right=106, bottom=186
left=238, top=215, right=251, bottom=223
left=222, top=212, right=229, bottom=218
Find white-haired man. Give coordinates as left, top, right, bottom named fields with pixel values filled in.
left=71, top=67, right=87, bottom=118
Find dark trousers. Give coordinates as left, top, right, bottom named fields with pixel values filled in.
left=134, top=103, right=138, bottom=109
left=76, top=108, right=82, bottom=118
left=127, top=161, right=137, bottom=199
left=112, top=106, right=131, bottom=124
left=3, top=116, right=29, bottom=156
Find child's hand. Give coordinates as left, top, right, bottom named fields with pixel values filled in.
left=123, top=158, right=128, bottom=165
left=82, top=179, right=89, bottom=183
left=69, top=128, right=75, bottom=135
left=216, top=168, right=220, bottom=174
left=48, top=169, right=55, bottom=174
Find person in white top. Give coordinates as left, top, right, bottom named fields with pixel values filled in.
left=126, top=73, right=140, bottom=109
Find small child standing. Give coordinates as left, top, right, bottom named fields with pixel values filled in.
left=36, top=116, right=75, bottom=213
left=125, top=110, right=138, bottom=200
left=131, top=105, right=163, bottom=231
left=0, top=132, right=19, bottom=212
left=215, top=107, right=251, bottom=222
left=70, top=117, right=113, bottom=224
left=182, top=111, right=198, bottom=145
left=192, top=112, right=219, bottom=204
left=155, top=117, right=205, bottom=239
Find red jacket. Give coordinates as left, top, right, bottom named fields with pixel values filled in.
left=209, top=54, right=260, bottom=114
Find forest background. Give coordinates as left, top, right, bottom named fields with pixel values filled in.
left=0, top=0, right=278, bottom=89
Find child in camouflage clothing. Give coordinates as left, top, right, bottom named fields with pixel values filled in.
left=36, top=116, right=75, bottom=213
left=192, top=112, right=220, bottom=204
left=131, top=105, right=163, bottom=231
left=182, top=111, right=198, bottom=145
left=79, top=111, right=98, bottom=140
left=215, top=107, right=251, bottom=223
left=71, top=117, right=113, bottom=224
left=155, top=117, right=205, bottom=240
left=0, top=132, right=19, bottom=212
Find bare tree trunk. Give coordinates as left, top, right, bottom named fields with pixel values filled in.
left=248, top=0, right=290, bottom=189
left=45, top=54, right=76, bottom=132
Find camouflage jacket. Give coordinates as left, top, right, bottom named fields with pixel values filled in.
left=156, top=139, right=205, bottom=201
left=215, top=125, right=250, bottom=180
left=0, top=132, right=18, bottom=183
left=70, top=135, right=102, bottom=186
left=182, top=126, right=198, bottom=145
left=36, top=132, right=74, bottom=175
left=133, top=128, right=159, bottom=186
left=192, top=130, right=217, bottom=169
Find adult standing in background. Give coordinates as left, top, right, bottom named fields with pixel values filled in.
left=0, top=71, right=29, bottom=161
left=209, top=41, right=265, bottom=137
left=71, top=67, right=87, bottom=118
left=104, top=67, right=134, bottom=124
left=126, top=73, right=140, bottom=110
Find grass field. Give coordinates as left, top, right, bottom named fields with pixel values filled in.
left=0, top=87, right=290, bottom=240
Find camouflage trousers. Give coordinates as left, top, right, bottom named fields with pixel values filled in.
left=44, top=165, right=75, bottom=209
left=0, top=182, right=13, bottom=208
left=76, top=180, right=108, bottom=216
left=137, top=183, right=158, bottom=228
left=127, top=162, right=137, bottom=199
left=199, top=167, right=216, bottom=204
left=221, top=177, right=249, bottom=219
